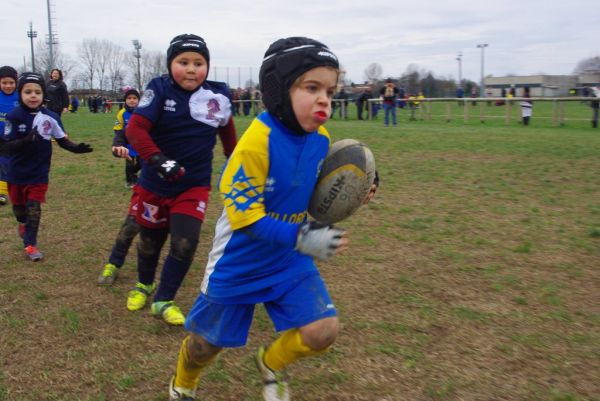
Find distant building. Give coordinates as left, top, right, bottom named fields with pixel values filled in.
left=484, top=74, right=600, bottom=97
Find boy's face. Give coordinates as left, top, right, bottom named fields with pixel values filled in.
left=125, top=94, right=139, bottom=108
left=21, top=83, right=44, bottom=109
left=170, top=51, right=208, bottom=91
left=0, top=77, right=16, bottom=95
left=290, top=67, right=338, bottom=132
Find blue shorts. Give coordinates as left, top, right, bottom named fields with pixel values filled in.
left=184, top=272, right=337, bottom=347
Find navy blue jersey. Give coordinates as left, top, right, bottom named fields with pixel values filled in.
left=133, top=75, right=232, bottom=197
left=2, top=107, right=67, bottom=184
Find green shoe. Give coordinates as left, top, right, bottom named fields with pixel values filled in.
left=151, top=301, right=185, bottom=326
left=97, top=263, right=119, bottom=286
left=126, top=282, right=156, bottom=311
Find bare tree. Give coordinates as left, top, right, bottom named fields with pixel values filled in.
left=33, top=41, right=74, bottom=79
left=77, top=39, right=100, bottom=90
left=574, top=56, right=600, bottom=74
left=143, top=50, right=167, bottom=86
left=364, top=62, right=383, bottom=83
left=106, top=43, right=126, bottom=93
left=94, top=39, right=117, bottom=92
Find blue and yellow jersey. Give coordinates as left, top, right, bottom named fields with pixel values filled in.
left=113, top=107, right=137, bottom=157
left=0, top=91, right=18, bottom=166
left=201, top=112, right=331, bottom=302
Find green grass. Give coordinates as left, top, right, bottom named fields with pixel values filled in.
left=0, top=108, right=599, bottom=400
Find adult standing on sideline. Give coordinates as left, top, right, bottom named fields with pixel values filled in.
left=379, top=78, right=399, bottom=127
left=356, top=90, right=370, bottom=120
left=520, top=86, right=533, bottom=126
left=590, top=87, right=599, bottom=128
left=46, top=69, right=69, bottom=116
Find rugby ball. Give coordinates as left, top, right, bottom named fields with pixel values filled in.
left=308, top=139, right=376, bottom=223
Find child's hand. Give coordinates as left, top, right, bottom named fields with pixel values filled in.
left=362, top=171, right=379, bottom=205
left=295, top=221, right=347, bottom=261
left=363, top=183, right=377, bottom=205
left=112, top=146, right=132, bottom=160
left=150, top=153, right=186, bottom=181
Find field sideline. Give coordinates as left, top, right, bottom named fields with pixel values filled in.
left=0, top=109, right=599, bottom=401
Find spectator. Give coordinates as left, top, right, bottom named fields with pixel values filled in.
left=46, top=69, right=70, bottom=116
left=70, top=97, right=79, bottom=113
left=379, top=78, right=399, bottom=127
left=241, top=89, right=251, bottom=116
left=356, top=90, right=369, bottom=120
left=336, top=88, right=348, bottom=119
left=520, top=86, right=533, bottom=126
left=591, top=87, right=599, bottom=128
left=397, top=85, right=406, bottom=109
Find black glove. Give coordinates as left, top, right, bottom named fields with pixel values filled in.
left=71, top=142, right=93, bottom=153
left=295, top=221, right=345, bottom=261
left=55, top=137, right=93, bottom=153
left=149, top=153, right=185, bottom=181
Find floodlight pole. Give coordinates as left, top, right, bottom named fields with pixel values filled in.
left=476, top=43, right=488, bottom=97
left=132, top=40, right=142, bottom=90
left=27, top=22, right=38, bottom=72
left=456, top=52, right=463, bottom=89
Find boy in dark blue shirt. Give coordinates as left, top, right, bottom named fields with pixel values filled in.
left=0, top=72, right=93, bottom=261
left=125, top=34, right=237, bottom=325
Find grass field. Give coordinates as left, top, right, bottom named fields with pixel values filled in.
left=1, top=105, right=599, bottom=401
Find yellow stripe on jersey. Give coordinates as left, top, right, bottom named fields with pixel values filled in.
left=113, top=108, right=126, bottom=131
left=219, top=118, right=271, bottom=230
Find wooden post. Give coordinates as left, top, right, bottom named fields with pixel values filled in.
left=479, top=101, right=485, bottom=123
left=463, top=99, right=469, bottom=123
left=559, top=101, right=565, bottom=126
left=552, top=99, right=558, bottom=126
left=446, top=102, right=451, bottom=122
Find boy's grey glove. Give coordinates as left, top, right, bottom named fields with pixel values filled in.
left=295, top=221, right=345, bottom=261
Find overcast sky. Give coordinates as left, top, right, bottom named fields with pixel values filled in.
left=2, top=0, right=599, bottom=87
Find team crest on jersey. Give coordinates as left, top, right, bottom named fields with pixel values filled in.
left=264, top=177, right=276, bottom=192
left=189, top=87, right=232, bottom=128
left=33, top=113, right=65, bottom=140
left=138, top=89, right=154, bottom=108
left=223, top=165, right=263, bottom=212
left=3, top=121, right=11, bottom=136
left=163, top=99, right=176, bottom=112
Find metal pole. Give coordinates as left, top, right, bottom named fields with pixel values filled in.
left=476, top=44, right=488, bottom=97
left=46, top=0, right=54, bottom=69
left=132, top=40, right=142, bottom=90
left=27, top=22, right=37, bottom=72
left=456, top=52, right=462, bottom=88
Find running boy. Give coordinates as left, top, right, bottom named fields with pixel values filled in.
left=97, top=87, right=142, bottom=286
left=125, top=34, right=237, bottom=325
left=0, top=66, right=19, bottom=206
left=168, top=37, right=375, bottom=401
left=0, top=72, right=93, bottom=261
left=113, top=87, right=141, bottom=187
